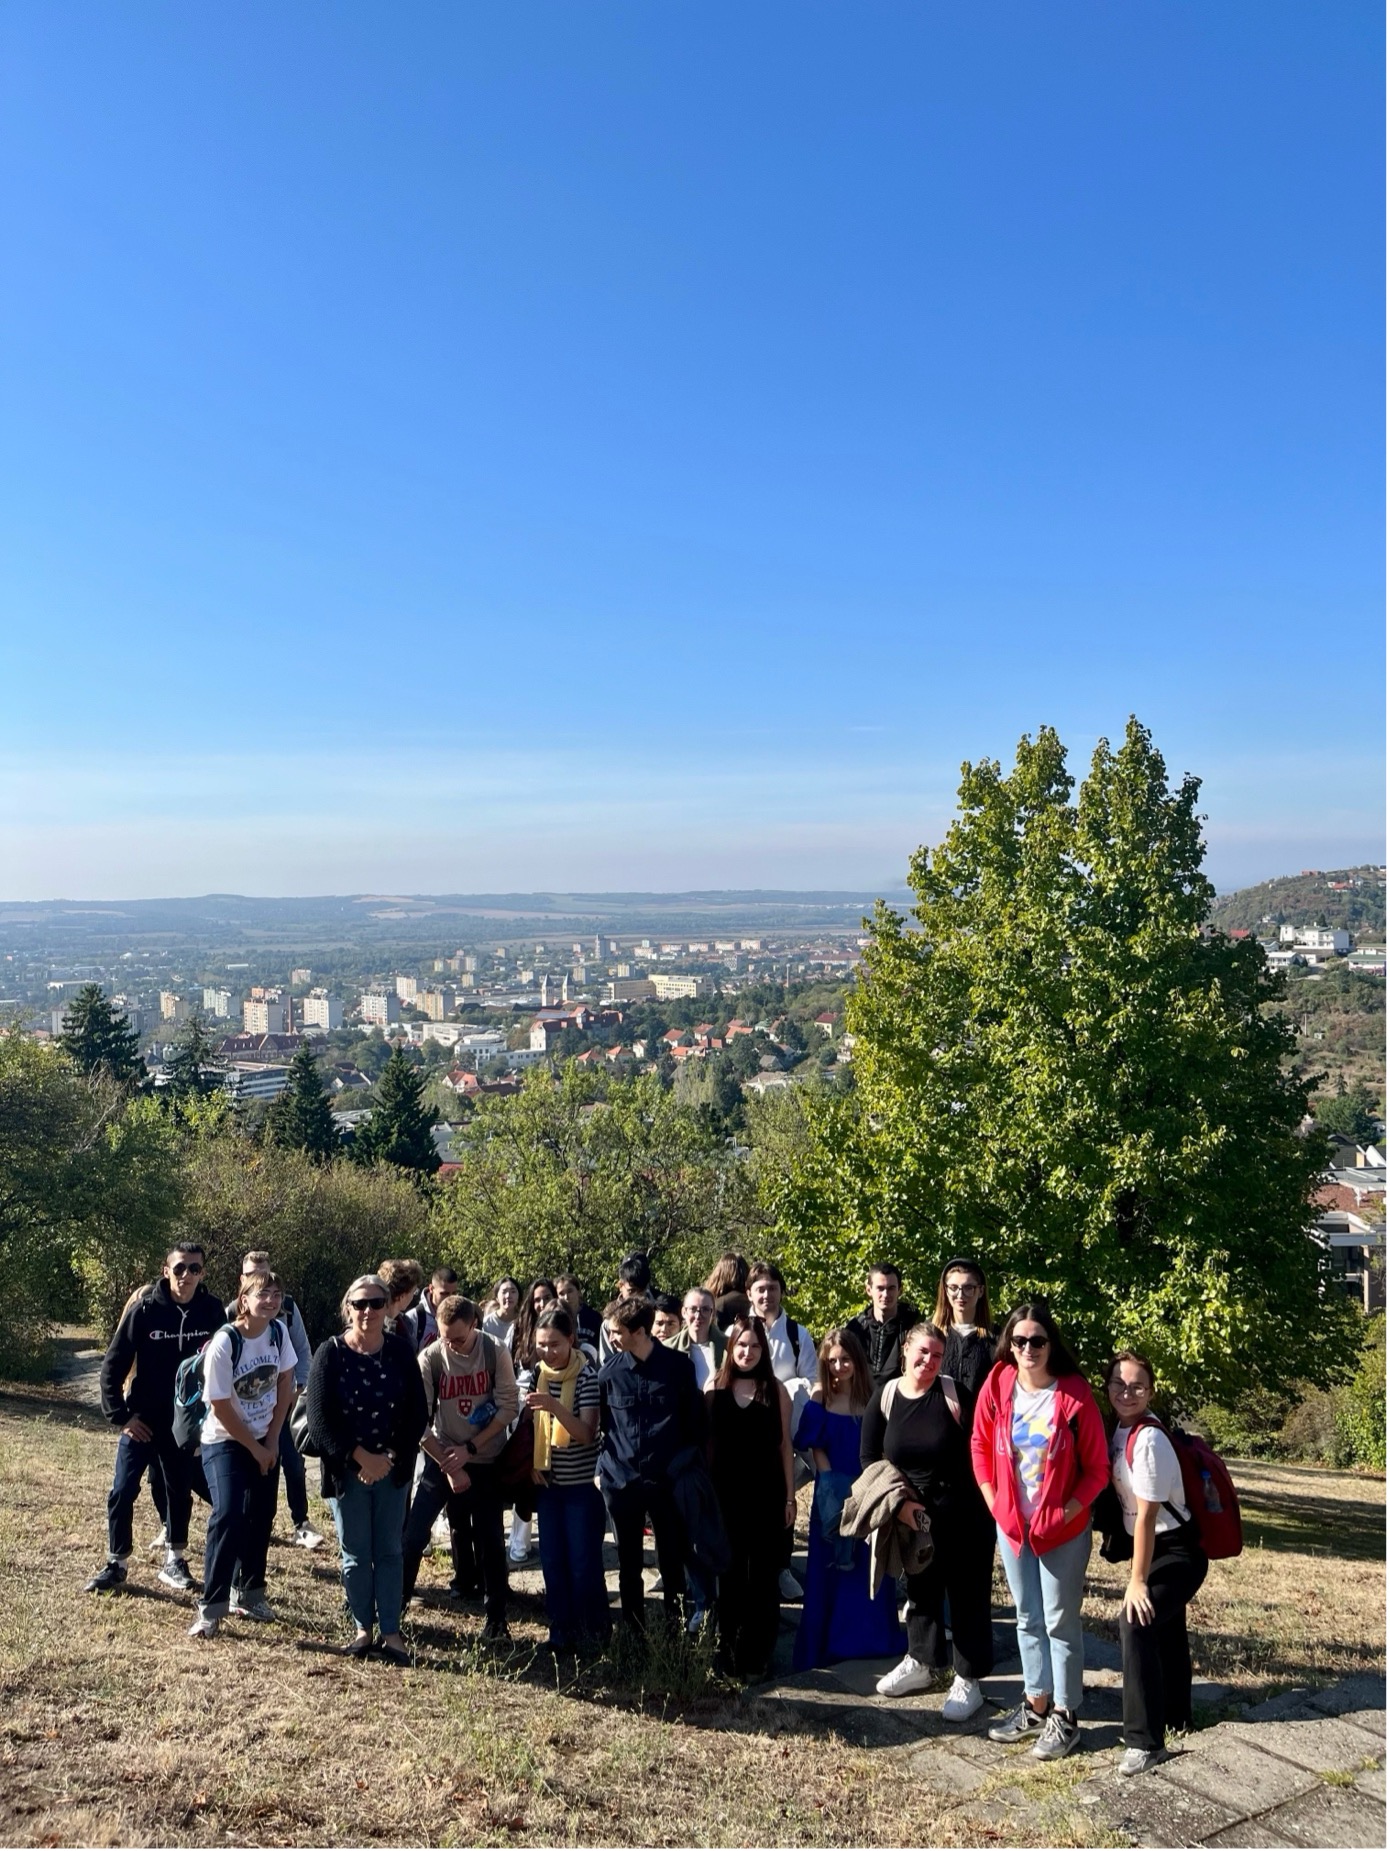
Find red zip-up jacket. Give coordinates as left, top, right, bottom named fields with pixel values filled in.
left=970, top=1360, right=1108, bottom=1556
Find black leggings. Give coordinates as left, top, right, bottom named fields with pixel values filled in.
left=1119, top=1530, right=1208, bottom=1751
left=907, top=1508, right=996, bottom=1680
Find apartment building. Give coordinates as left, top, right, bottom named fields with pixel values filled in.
left=301, top=989, right=344, bottom=1031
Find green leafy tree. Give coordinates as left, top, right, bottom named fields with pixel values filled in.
left=59, top=984, right=146, bottom=1088
left=353, top=1045, right=441, bottom=1174
left=772, top=720, right=1346, bottom=1407
left=265, top=1041, right=342, bottom=1163
left=163, top=1012, right=222, bottom=1102
left=1314, top=1080, right=1381, bottom=1146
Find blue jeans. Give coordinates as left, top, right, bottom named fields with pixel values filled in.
left=107, top=1424, right=203, bottom=1557
left=535, top=1481, right=611, bottom=1648
left=997, top=1523, right=1092, bottom=1716
left=329, top=1475, right=409, bottom=1637
left=279, top=1416, right=309, bottom=1527
left=201, top=1440, right=278, bottom=1618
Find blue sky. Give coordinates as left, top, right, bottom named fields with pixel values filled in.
left=0, top=3, right=1382, bottom=899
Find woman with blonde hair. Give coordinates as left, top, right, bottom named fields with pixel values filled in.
left=792, top=1326, right=905, bottom=1671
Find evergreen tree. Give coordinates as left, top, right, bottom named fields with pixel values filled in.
left=59, top=984, right=146, bottom=1088
left=774, top=719, right=1347, bottom=1407
left=353, top=1046, right=441, bottom=1174
left=163, top=1012, right=222, bottom=1103
left=266, top=1041, right=341, bottom=1163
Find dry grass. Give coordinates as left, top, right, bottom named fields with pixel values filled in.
left=0, top=1392, right=1380, bottom=1848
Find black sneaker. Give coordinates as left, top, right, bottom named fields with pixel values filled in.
left=84, top=1559, right=128, bottom=1594
left=988, top=1700, right=1048, bottom=1743
left=480, top=1619, right=511, bottom=1644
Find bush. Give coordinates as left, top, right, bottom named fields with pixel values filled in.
left=1334, top=1312, right=1385, bottom=1470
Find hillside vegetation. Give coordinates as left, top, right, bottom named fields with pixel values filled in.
left=1210, top=864, right=1386, bottom=941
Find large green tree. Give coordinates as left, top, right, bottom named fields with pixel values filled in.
left=773, top=720, right=1345, bottom=1406
left=353, top=1046, right=441, bottom=1174
left=163, top=1012, right=222, bottom=1102
left=59, top=984, right=146, bottom=1088
left=266, top=1041, right=341, bottom=1162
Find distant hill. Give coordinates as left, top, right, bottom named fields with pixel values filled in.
left=1209, top=866, right=1386, bottom=944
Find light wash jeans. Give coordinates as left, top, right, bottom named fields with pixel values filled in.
left=996, top=1523, right=1092, bottom=1716
left=329, top=1475, right=409, bottom=1637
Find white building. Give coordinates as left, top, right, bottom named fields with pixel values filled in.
left=301, top=989, right=343, bottom=1031
left=1279, top=926, right=1352, bottom=954
left=202, top=986, right=238, bottom=1020
left=222, top=1063, right=290, bottom=1101
left=243, top=992, right=289, bottom=1035
left=650, top=973, right=714, bottom=1001
left=395, top=975, right=419, bottom=1004
left=360, top=990, right=401, bottom=1027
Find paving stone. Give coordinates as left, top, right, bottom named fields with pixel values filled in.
left=902, top=1744, right=989, bottom=1796
left=1256, top=1783, right=1389, bottom=1849
left=1353, top=1763, right=1384, bottom=1802
left=1098, top=1771, right=1242, bottom=1848
left=1200, top=1818, right=1300, bottom=1846
left=1234, top=1716, right=1389, bottom=1777
left=1243, top=1688, right=1316, bottom=1722
left=1157, top=1727, right=1318, bottom=1815
left=1305, top=1674, right=1387, bottom=1720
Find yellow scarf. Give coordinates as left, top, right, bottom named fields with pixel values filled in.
left=532, top=1349, right=585, bottom=1472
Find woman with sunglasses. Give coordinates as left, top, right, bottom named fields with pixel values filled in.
left=305, top=1273, right=429, bottom=1662
left=971, top=1302, right=1108, bottom=1761
left=1104, top=1351, right=1207, bottom=1776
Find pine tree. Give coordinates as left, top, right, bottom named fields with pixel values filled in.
left=353, top=1046, right=441, bottom=1174
left=266, top=1041, right=341, bottom=1163
left=163, top=1013, right=221, bottom=1102
left=59, top=984, right=146, bottom=1088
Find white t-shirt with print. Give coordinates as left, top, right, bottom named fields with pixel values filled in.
left=1010, top=1382, right=1056, bottom=1519
left=201, top=1321, right=297, bottom=1446
left=1110, top=1421, right=1189, bottom=1535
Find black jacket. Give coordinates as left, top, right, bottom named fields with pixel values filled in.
left=99, top=1278, right=225, bottom=1429
left=845, top=1301, right=922, bottom=1390
left=305, top=1332, right=429, bottom=1499
left=597, top=1340, right=705, bottom=1495
left=942, top=1326, right=996, bottom=1418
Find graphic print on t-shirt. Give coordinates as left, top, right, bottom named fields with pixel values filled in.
left=1010, top=1384, right=1056, bottom=1518
left=438, top=1362, right=490, bottom=1423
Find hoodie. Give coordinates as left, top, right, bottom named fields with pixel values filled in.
left=970, top=1360, right=1109, bottom=1557
left=99, top=1277, right=225, bottom=1429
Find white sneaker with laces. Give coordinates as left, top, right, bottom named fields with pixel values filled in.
left=292, top=1522, right=324, bottom=1550
left=188, top=1614, right=219, bottom=1640
left=1118, top=1747, right=1167, bottom=1777
left=876, top=1654, right=935, bottom=1698
left=942, top=1674, right=984, bottom=1722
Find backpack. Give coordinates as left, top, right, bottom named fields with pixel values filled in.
left=172, top=1320, right=284, bottom=1452
left=1125, top=1416, right=1243, bottom=1560
left=881, top=1373, right=964, bottom=1427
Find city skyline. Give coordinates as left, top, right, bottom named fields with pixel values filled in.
left=1, top=5, right=1382, bottom=898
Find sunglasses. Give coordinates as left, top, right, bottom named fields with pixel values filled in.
left=1011, top=1333, right=1049, bottom=1351
left=350, top=1298, right=387, bottom=1312
left=170, top=1263, right=204, bottom=1277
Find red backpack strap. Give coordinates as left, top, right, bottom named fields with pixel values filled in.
left=1123, top=1414, right=1164, bottom=1466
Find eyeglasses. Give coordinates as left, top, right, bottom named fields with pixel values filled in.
left=1110, top=1380, right=1149, bottom=1396
left=946, top=1282, right=978, bottom=1295
left=1011, top=1333, right=1049, bottom=1351
left=170, top=1263, right=203, bottom=1277
left=349, top=1298, right=387, bottom=1312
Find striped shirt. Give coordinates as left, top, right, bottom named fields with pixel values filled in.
left=518, top=1360, right=601, bottom=1486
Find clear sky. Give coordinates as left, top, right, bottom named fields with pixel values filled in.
left=0, top=3, right=1382, bottom=899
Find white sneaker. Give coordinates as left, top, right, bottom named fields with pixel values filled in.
left=876, top=1654, right=934, bottom=1698
left=148, top=1527, right=168, bottom=1556
left=292, top=1522, right=324, bottom=1550
left=188, top=1614, right=219, bottom=1640
left=778, top=1569, right=803, bottom=1601
left=508, top=1516, right=532, bottom=1563
left=942, top=1674, right=984, bottom=1722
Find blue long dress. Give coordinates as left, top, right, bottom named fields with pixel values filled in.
left=792, top=1399, right=907, bottom=1671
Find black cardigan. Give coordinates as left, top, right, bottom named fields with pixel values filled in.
left=305, top=1331, right=429, bottom=1499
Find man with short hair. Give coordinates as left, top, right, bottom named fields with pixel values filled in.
left=598, top=1295, right=705, bottom=1630
left=650, top=1293, right=683, bottom=1344
left=419, top=1266, right=459, bottom=1347
left=226, top=1249, right=322, bottom=1549
left=672, top=1288, right=726, bottom=1392
left=87, top=1243, right=224, bottom=1596
left=747, top=1260, right=818, bottom=1601
left=845, top=1262, right=921, bottom=1392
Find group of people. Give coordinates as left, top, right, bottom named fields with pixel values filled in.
left=86, top=1243, right=1210, bottom=1778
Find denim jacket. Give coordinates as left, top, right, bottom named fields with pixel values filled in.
left=597, top=1342, right=705, bottom=1494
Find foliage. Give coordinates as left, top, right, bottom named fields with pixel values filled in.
left=1208, top=864, right=1385, bottom=942
left=771, top=720, right=1348, bottom=1406
left=162, top=1012, right=222, bottom=1101
left=1197, top=1313, right=1385, bottom=1470
left=431, top=1066, right=752, bottom=1302
left=58, top=984, right=146, bottom=1089
left=1313, top=1080, right=1382, bottom=1145
left=265, top=1041, right=342, bottom=1163
left=0, top=1034, right=182, bottom=1373
left=1333, top=1312, right=1386, bottom=1470
left=352, top=1046, right=440, bottom=1174
left=178, top=1121, right=435, bottom=1343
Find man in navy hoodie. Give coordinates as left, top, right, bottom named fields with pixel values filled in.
left=85, top=1242, right=224, bottom=1596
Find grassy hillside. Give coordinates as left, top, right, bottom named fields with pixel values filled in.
left=1210, top=865, right=1386, bottom=943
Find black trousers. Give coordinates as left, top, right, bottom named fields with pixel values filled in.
left=719, top=1513, right=786, bottom=1678
left=1120, top=1531, right=1208, bottom=1751
left=402, top=1458, right=508, bottom=1624
left=603, top=1480, right=687, bottom=1629
left=907, top=1508, right=996, bottom=1680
